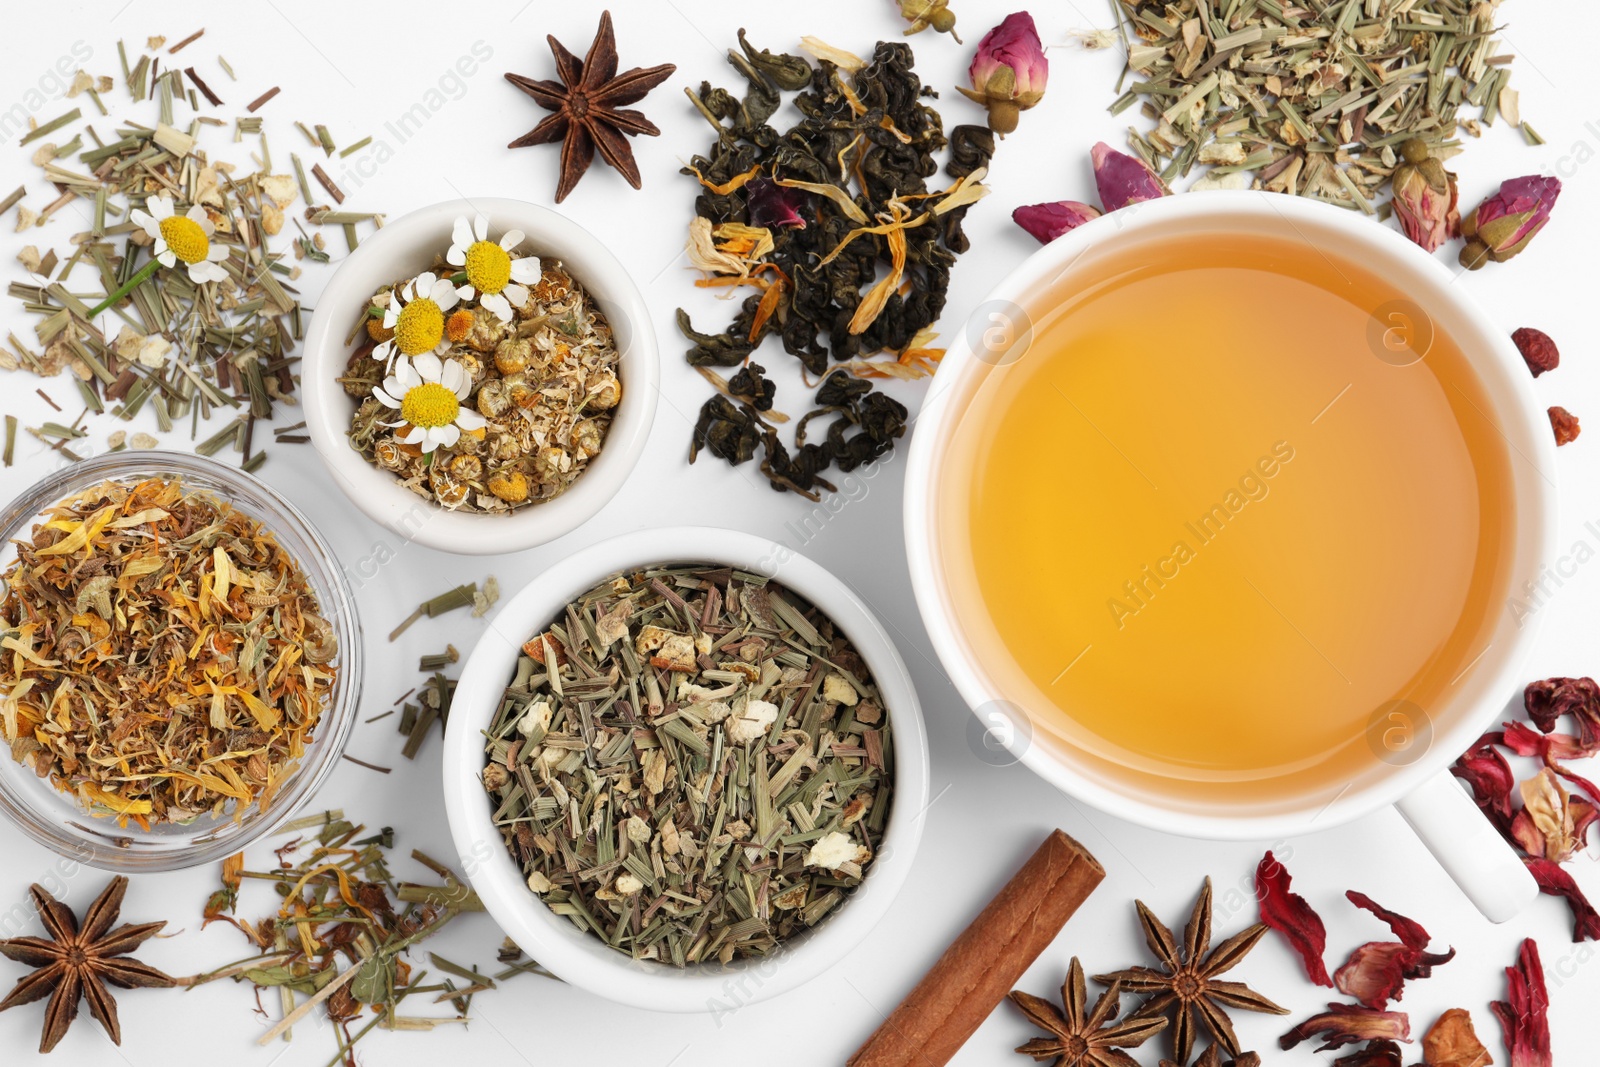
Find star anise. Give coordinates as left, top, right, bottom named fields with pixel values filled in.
left=0, top=877, right=175, bottom=1053
left=1160, top=1046, right=1263, bottom=1067
left=504, top=9, right=676, bottom=203
left=1009, top=957, right=1167, bottom=1067
left=1095, top=877, right=1287, bottom=1064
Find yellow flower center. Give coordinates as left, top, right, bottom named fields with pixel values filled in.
left=464, top=241, right=512, bottom=294
left=399, top=382, right=460, bottom=429
left=158, top=215, right=211, bottom=265
left=393, top=298, right=444, bottom=356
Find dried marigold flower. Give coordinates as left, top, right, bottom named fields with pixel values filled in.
left=487, top=470, right=530, bottom=503
left=367, top=317, right=394, bottom=343
left=1548, top=405, right=1580, bottom=446
left=1422, top=1008, right=1492, bottom=1067
left=1512, top=327, right=1559, bottom=377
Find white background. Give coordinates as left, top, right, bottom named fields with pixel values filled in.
left=0, top=1, right=1596, bottom=1064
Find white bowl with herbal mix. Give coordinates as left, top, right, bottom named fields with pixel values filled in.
left=303, top=198, right=658, bottom=555
left=0, top=452, right=362, bottom=872
left=441, top=528, right=929, bottom=1012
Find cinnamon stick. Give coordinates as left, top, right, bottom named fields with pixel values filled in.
left=848, top=829, right=1104, bottom=1067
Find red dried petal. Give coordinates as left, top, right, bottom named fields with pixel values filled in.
left=1524, top=677, right=1600, bottom=749
left=1451, top=736, right=1517, bottom=835
left=1525, top=858, right=1600, bottom=942
left=1279, top=1002, right=1411, bottom=1052
left=1500, top=721, right=1590, bottom=762
left=1331, top=1039, right=1404, bottom=1067
left=1345, top=891, right=1431, bottom=951
left=1256, top=851, right=1332, bottom=987
left=1491, top=938, right=1551, bottom=1067
left=1512, top=327, right=1560, bottom=377
left=1334, top=941, right=1456, bottom=1010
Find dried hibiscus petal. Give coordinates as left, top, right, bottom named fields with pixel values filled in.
left=1491, top=938, right=1552, bottom=1067
left=1512, top=767, right=1599, bottom=862
left=1524, top=676, right=1600, bottom=748
left=1451, top=736, right=1517, bottom=835
left=1331, top=1039, right=1403, bottom=1067
left=1255, top=850, right=1332, bottom=986
left=1525, top=857, right=1600, bottom=941
left=1279, top=1003, right=1411, bottom=1052
left=1333, top=892, right=1453, bottom=1009
left=1423, top=1007, right=1492, bottom=1067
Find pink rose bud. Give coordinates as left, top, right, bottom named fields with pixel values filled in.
left=957, top=12, right=1047, bottom=136
left=1092, top=142, right=1167, bottom=212
left=1390, top=138, right=1459, bottom=254
left=1459, top=174, right=1561, bottom=270
left=1012, top=200, right=1101, bottom=244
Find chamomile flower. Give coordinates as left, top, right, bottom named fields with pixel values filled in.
left=372, top=353, right=486, bottom=453
left=374, top=272, right=461, bottom=365
left=129, top=196, right=230, bottom=284
left=448, top=214, right=541, bottom=323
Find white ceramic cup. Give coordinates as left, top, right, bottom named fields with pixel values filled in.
left=302, top=197, right=659, bottom=555
left=440, top=527, right=930, bottom=1011
left=904, top=192, right=1557, bottom=923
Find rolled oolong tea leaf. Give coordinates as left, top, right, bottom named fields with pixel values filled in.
left=678, top=33, right=993, bottom=499
left=482, top=563, right=896, bottom=965
left=0, top=477, right=338, bottom=826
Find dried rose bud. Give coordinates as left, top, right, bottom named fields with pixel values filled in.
left=1512, top=327, right=1559, bottom=377
left=1390, top=138, right=1459, bottom=253
left=1011, top=200, right=1101, bottom=243
left=957, top=12, right=1047, bottom=136
left=1459, top=174, right=1561, bottom=270
left=745, top=177, right=807, bottom=230
left=1549, top=405, right=1580, bottom=446
left=896, top=0, right=960, bottom=41
left=1092, top=141, right=1167, bottom=212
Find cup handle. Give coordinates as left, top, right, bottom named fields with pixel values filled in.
left=1394, top=767, right=1538, bottom=923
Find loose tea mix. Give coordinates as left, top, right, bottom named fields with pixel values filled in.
left=0, top=476, right=338, bottom=825
left=339, top=213, right=621, bottom=513
left=483, top=563, right=895, bottom=965
left=679, top=32, right=992, bottom=498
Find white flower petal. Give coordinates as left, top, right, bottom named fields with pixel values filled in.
left=373, top=387, right=401, bottom=408
left=446, top=246, right=466, bottom=267
left=381, top=374, right=407, bottom=396
left=481, top=292, right=512, bottom=323
left=441, top=360, right=466, bottom=396
left=401, top=425, right=428, bottom=446
left=500, top=229, right=525, bottom=251
left=510, top=256, right=541, bottom=284
left=430, top=278, right=460, bottom=312
left=372, top=340, right=395, bottom=363
left=456, top=408, right=486, bottom=431
left=455, top=284, right=476, bottom=302
left=130, top=209, right=158, bottom=239
left=504, top=284, right=530, bottom=309
left=207, top=243, right=229, bottom=262
left=415, top=271, right=437, bottom=291
left=156, top=249, right=177, bottom=268
left=432, top=424, right=461, bottom=449
left=382, top=305, right=401, bottom=328
left=150, top=197, right=174, bottom=220
left=187, top=261, right=229, bottom=284
left=452, top=216, right=474, bottom=251
left=394, top=358, right=421, bottom=390
left=413, top=352, right=443, bottom=382
left=473, top=214, right=489, bottom=242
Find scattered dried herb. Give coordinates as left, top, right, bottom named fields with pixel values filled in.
left=388, top=577, right=495, bottom=641
left=1333, top=891, right=1453, bottom=1010
left=1104, top=0, right=1528, bottom=219
left=896, top=0, right=961, bottom=42
left=339, top=219, right=621, bottom=514
left=1094, top=877, right=1286, bottom=1063
left=1512, top=327, right=1559, bottom=378
left=679, top=32, right=992, bottom=498
left=0, top=476, right=338, bottom=825
left=1279, top=1002, right=1411, bottom=1052
left=483, top=562, right=895, bottom=965
left=504, top=10, right=676, bottom=203
left=1008, top=957, right=1166, bottom=1066
left=1162, top=1049, right=1261, bottom=1067
left=1422, top=1007, right=1492, bottom=1067
left=1332, top=1039, right=1404, bottom=1066
left=1490, top=938, right=1550, bottom=1067
left=0, top=876, right=175, bottom=1054
left=1254, top=850, right=1331, bottom=987
left=188, top=813, right=547, bottom=1065
left=1547, top=405, right=1579, bottom=446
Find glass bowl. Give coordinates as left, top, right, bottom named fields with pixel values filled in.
left=0, top=451, right=362, bottom=871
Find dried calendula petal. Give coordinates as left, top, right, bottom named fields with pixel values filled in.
left=1423, top=1008, right=1492, bottom=1067
left=0, top=477, right=337, bottom=826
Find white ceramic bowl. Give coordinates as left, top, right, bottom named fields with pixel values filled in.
left=905, top=192, right=1558, bottom=920
left=302, top=198, right=658, bottom=555
left=441, top=527, right=929, bottom=1012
